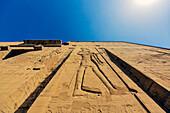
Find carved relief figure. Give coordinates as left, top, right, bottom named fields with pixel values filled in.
left=73, top=48, right=116, bottom=96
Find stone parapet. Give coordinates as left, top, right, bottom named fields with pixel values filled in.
left=24, top=40, right=62, bottom=45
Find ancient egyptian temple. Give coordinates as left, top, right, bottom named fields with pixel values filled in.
left=0, top=40, right=169, bottom=113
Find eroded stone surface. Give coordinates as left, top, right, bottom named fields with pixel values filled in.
left=0, top=41, right=169, bottom=113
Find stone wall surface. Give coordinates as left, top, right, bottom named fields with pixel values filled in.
left=0, top=41, right=169, bottom=113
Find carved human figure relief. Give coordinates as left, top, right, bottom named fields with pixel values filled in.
left=73, top=48, right=116, bottom=96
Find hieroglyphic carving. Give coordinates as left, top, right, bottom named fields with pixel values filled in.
left=73, top=48, right=116, bottom=96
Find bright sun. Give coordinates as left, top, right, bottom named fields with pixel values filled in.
left=134, top=0, right=158, bottom=5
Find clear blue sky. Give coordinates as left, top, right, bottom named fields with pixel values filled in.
left=0, top=0, right=169, bottom=48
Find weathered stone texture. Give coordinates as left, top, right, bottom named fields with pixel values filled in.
left=0, top=41, right=169, bottom=113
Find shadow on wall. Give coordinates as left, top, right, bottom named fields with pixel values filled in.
left=3, top=49, right=34, bottom=60
left=104, top=49, right=169, bottom=112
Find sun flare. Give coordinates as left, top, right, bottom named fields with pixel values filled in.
left=133, top=0, right=158, bottom=5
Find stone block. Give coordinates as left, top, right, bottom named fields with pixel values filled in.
left=149, top=82, right=169, bottom=103
left=34, top=45, right=42, bottom=50
left=0, top=46, right=8, bottom=50
left=44, top=44, right=61, bottom=47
